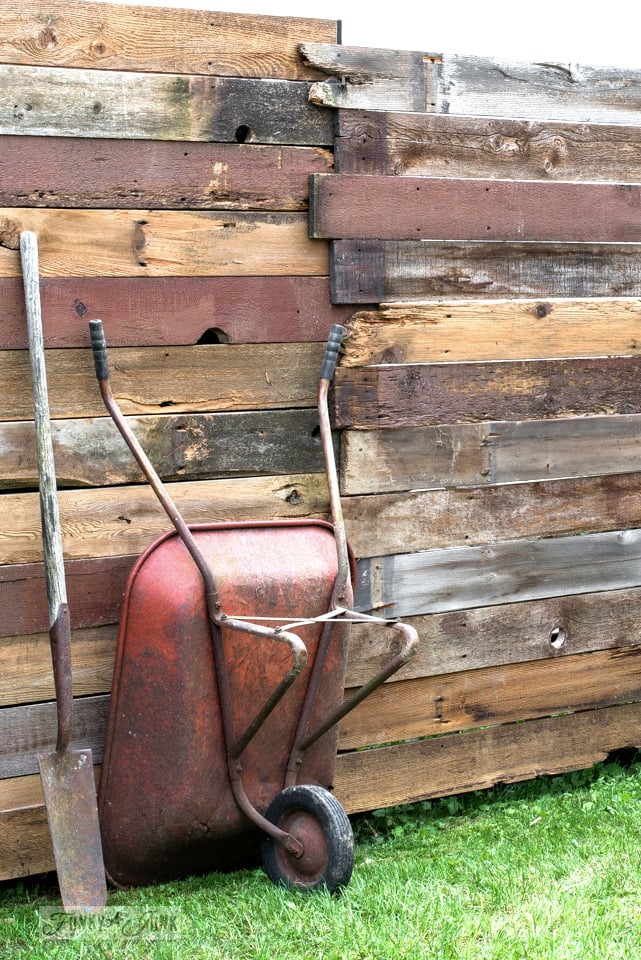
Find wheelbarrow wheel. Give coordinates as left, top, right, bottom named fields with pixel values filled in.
left=261, top=784, right=354, bottom=893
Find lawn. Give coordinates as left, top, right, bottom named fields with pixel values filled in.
left=2, top=752, right=641, bottom=959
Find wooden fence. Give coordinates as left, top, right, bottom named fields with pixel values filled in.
left=3, top=4, right=641, bottom=881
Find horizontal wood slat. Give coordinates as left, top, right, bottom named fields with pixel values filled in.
left=305, top=46, right=641, bottom=124
left=0, top=474, right=328, bottom=564
left=340, top=646, right=641, bottom=748
left=312, top=174, right=641, bottom=242
left=331, top=239, right=641, bottom=303
left=355, top=529, right=641, bottom=617
left=0, top=556, right=134, bottom=637
left=0, top=65, right=333, bottom=144
left=0, top=1, right=337, bottom=79
left=340, top=416, right=641, bottom=495
left=0, top=625, right=116, bottom=707
left=343, top=472, right=641, bottom=559
left=0, top=136, right=333, bottom=210
left=346, top=588, right=641, bottom=685
left=0, top=342, right=324, bottom=421
left=0, top=209, right=327, bottom=278
left=0, top=409, right=330, bottom=490
left=333, top=701, right=641, bottom=814
left=0, top=276, right=354, bottom=350
left=341, top=299, right=641, bottom=365
left=333, top=356, right=641, bottom=429
left=335, top=110, right=641, bottom=182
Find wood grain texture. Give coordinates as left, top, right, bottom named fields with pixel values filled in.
left=0, top=276, right=354, bottom=349
left=0, top=1, right=337, bottom=79
left=339, top=646, right=641, bottom=749
left=0, top=695, right=108, bottom=778
left=0, top=805, right=54, bottom=880
left=0, top=342, right=324, bottom=421
left=355, top=528, right=641, bottom=617
left=0, top=474, right=329, bottom=564
left=0, top=135, right=333, bottom=209
left=0, top=209, right=327, bottom=278
left=335, top=110, right=641, bottom=181
left=340, top=415, right=641, bottom=495
left=333, top=701, right=641, bottom=813
left=0, top=625, right=116, bottom=706
left=330, top=239, right=641, bottom=302
left=306, top=47, right=641, bottom=124
left=343, top=473, right=641, bottom=559
left=0, top=65, right=333, bottom=144
left=311, top=174, right=641, bottom=242
left=346, top=588, right=641, bottom=685
left=0, top=409, right=331, bottom=489
left=341, top=299, right=641, bottom=364
left=0, top=556, right=134, bottom=636
left=333, top=356, right=641, bottom=429
left=302, top=43, right=439, bottom=112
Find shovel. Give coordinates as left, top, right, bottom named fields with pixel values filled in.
left=20, top=231, right=106, bottom=913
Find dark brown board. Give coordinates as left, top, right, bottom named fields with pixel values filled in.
left=333, top=356, right=641, bottom=428
left=330, top=240, right=641, bottom=302
left=311, top=174, right=641, bottom=242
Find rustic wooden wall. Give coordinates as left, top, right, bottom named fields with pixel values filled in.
left=5, top=9, right=641, bottom=882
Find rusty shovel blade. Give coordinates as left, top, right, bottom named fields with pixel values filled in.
left=39, top=749, right=106, bottom=913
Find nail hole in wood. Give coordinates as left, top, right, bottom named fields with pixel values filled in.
left=235, top=124, right=256, bottom=143
left=549, top=626, right=567, bottom=650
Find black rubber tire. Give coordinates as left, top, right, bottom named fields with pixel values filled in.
left=261, top=784, right=354, bottom=893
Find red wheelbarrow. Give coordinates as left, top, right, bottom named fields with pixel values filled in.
left=90, top=321, right=417, bottom=893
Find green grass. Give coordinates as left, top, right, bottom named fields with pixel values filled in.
left=3, top=753, right=641, bottom=959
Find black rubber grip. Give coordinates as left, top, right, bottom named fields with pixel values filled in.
left=320, top=324, right=345, bottom=381
left=89, top=319, right=110, bottom=381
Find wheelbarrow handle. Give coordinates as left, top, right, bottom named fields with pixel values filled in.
left=320, top=323, right=345, bottom=382
left=89, top=319, right=110, bottom=382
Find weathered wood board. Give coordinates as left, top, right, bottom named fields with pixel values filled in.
left=0, top=209, right=327, bottom=278
left=0, top=276, right=354, bottom=350
left=340, top=415, right=641, bottom=495
left=311, top=174, right=641, bottom=242
left=0, top=1, right=337, bottom=79
left=330, top=239, right=641, bottom=302
left=333, top=356, right=641, bottom=429
left=0, top=65, right=333, bottom=144
left=335, top=110, right=641, bottom=181
left=355, top=528, right=641, bottom=617
left=341, top=299, right=641, bottom=365
left=0, top=136, right=333, bottom=210
left=305, top=45, right=641, bottom=124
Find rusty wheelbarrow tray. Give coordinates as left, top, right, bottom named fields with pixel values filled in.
left=90, top=321, right=417, bottom=893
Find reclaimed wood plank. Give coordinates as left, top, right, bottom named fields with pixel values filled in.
left=0, top=805, right=54, bottom=881
left=341, top=299, right=641, bottom=365
left=0, top=65, right=332, bottom=144
left=343, top=473, right=641, bottom=559
left=0, top=342, right=324, bottom=421
left=301, top=43, right=439, bottom=112
left=0, top=625, right=116, bottom=707
left=340, top=416, right=641, bottom=495
left=330, top=239, right=641, bottom=302
left=339, top=646, right=641, bottom=749
left=0, top=695, right=108, bottom=778
left=335, top=110, right=641, bottom=181
left=346, top=588, right=641, bottom=685
left=355, top=529, right=641, bottom=617
left=333, top=701, right=641, bottom=813
left=0, top=209, right=327, bottom=278
left=0, top=556, right=134, bottom=636
left=0, top=409, right=331, bottom=489
left=0, top=136, right=333, bottom=210
left=334, top=356, right=641, bottom=429
left=0, top=474, right=329, bottom=564
left=0, top=276, right=354, bottom=350
left=306, top=47, right=641, bottom=124
left=0, top=1, right=337, bottom=79
left=311, top=174, right=641, bottom=242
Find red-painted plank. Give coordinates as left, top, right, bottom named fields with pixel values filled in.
left=311, top=174, right=641, bottom=241
left=0, top=276, right=355, bottom=349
